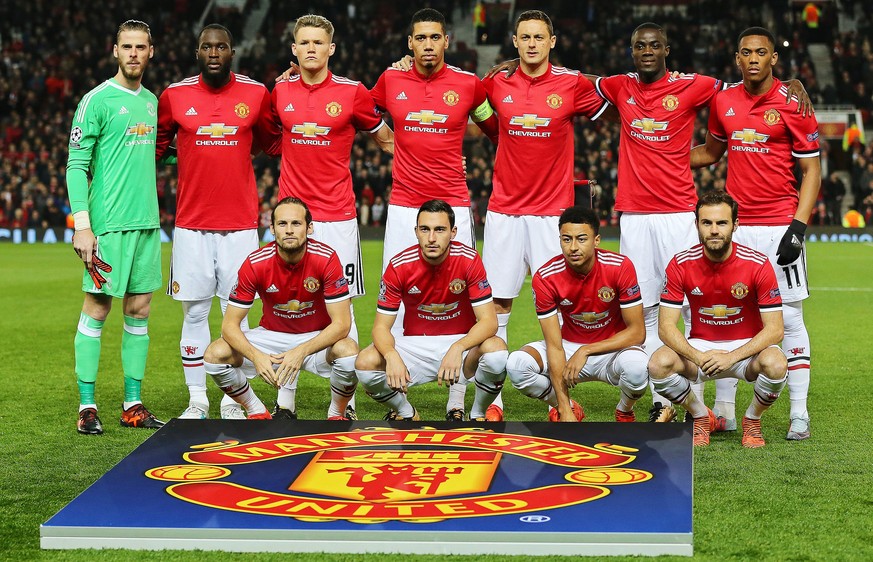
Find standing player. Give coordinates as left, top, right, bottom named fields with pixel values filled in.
left=203, top=197, right=358, bottom=420
left=68, top=20, right=164, bottom=434
left=156, top=24, right=282, bottom=420
left=481, top=10, right=609, bottom=361
left=691, top=27, right=821, bottom=440
left=648, top=191, right=788, bottom=448
left=506, top=206, right=647, bottom=422
left=354, top=200, right=508, bottom=421
left=273, top=15, right=393, bottom=339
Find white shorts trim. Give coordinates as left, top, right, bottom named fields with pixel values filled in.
left=524, top=340, right=645, bottom=386
left=619, top=212, right=696, bottom=307
left=483, top=212, right=561, bottom=299
left=168, top=227, right=258, bottom=301
left=237, top=326, right=331, bottom=380
left=311, top=218, right=365, bottom=298
left=382, top=204, right=475, bottom=273
left=734, top=225, right=808, bottom=302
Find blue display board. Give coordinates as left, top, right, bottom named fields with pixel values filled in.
left=42, top=420, right=693, bottom=556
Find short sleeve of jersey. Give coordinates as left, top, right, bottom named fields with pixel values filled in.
left=370, top=72, right=388, bottom=110
left=323, top=253, right=352, bottom=303
left=376, top=264, right=403, bottom=315
left=755, top=260, right=783, bottom=312
left=532, top=273, right=558, bottom=319
left=575, top=74, right=608, bottom=118
left=786, top=111, right=821, bottom=158
left=661, top=257, right=685, bottom=308
left=466, top=254, right=493, bottom=306
left=616, top=258, right=643, bottom=308
left=707, top=93, right=727, bottom=140
left=155, top=88, right=176, bottom=160
left=352, top=83, right=383, bottom=133
left=228, top=259, right=257, bottom=309
left=594, top=74, right=622, bottom=105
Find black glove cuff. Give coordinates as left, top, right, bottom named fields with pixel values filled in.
left=788, top=219, right=806, bottom=235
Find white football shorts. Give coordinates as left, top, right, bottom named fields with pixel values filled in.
left=168, top=227, right=258, bottom=301
left=483, top=211, right=560, bottom=300
left=735, top=224, right=808, bottom=303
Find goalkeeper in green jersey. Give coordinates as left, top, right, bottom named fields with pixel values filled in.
left=67, top=20, right=164, bottom=435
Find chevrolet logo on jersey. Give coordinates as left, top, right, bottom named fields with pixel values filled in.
left=509, top=114, right=551, bottom=129
left=569, top=311, right=610, bottom=325
left=418, top=302, right=459, bottom=315
left=274, top=300, right=314, bottom=313
left=196, top=123, right=239, bottom=138
left=127, top=123, right=153, bottom=136
left=630, top=118, right=668, bottom=133
left=405, top=110, right=448, bottom=125
left=699, top=305, right=741, bottom=318
left=731, top=129, right=770, bottom=144
left=291, top=122, right=332, bottom=137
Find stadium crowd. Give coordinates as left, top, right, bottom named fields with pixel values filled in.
left=1, top=0, right=872, bottom=230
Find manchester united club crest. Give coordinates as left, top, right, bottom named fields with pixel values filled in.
left=730, top=282, right=749, bottom=299
left=172, top=281, right=181, bottom=294
left=303, top=277, right=321, bottom=293
left=326, top=102, right=343, bottom=117
left=448, top=278, right=467, bottom=294
left=661, top=95, right=679, bottom=111
left=598, top=286, right=616, bottom=303
left=234, top=102, right=250, bottom=118
left=443, top=90, right=459, bottom=106
left=763, top=109, right=781, bottom=126
left=546, top=93, right=563, bottom=109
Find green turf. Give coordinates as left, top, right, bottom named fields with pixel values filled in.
left=1, top=240, right=872, bottom=561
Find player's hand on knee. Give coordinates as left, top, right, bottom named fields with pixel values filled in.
left=391, top=55, right=413, bottom=71
left=253, top=352, right=278, bottom=387
left=387, top=367, right=410, bottom=393
left=700, top=350, right=732, bottom=376
left=437, top=345, right=464, bottom=386
left=273, top=350, right=304, bottom=387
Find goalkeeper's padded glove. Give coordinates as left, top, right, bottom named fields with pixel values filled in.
left=776, top=219, right=806, bottom=265
left=89, top=254, right=113, bottom=290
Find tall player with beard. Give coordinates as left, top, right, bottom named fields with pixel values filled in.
left=203, top=198, right=358, bottom=420
left=691, top=27, right=821, bottom=440
left=69, top=20, right=164, bottom=434
left=481, top=11, right=609, bottom=406
left=272, top=15, right=393, bottom=419
left=156, top=24, right=281, bottom=420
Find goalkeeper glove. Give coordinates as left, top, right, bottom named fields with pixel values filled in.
left=88, top=255, right=113, bottom=290
left=776, top=219, right=806, bottom=265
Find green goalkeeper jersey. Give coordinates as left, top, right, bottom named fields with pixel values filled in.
left=67, top=79, right=160, bottom=235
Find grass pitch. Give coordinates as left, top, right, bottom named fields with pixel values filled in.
left=1, top=239, right=872, bottom=561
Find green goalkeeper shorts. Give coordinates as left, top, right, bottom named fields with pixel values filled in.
left=82, top=228, right=162, bottom=298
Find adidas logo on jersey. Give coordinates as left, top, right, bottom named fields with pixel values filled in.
left=118, top=106, right=129, bottom=115
left=266, top=284, right=279, bottom=293
left=396, top=91, right=408, bottom=100
left=185, top=107, right=198, bottom=116
left=284, top=102, right=295, bottom=112
left=408, top=285, right=421, bottom=294
left=627, top=96, right=636, bottom=105
left=691, top=286, right=703, bottom=296
left=502, top=95, right=513, bottom=103
left=560, top=299, right=573, bottom=306
left=725, top=107, right=735, bottom=117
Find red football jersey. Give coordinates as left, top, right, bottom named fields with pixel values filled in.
left=483, top=64, right=608, bottom=216
left=378, top=242, right=493, bottom=336
left=229, top=240, right=350, bottom=334
left=707, top=79, right=821, bottom=226
left=661, top=243, right=782, bottom=341
left=370, top=65, right=489, bottom=208
left=595, top=72, right=722, bottom=213
left=156, top=73, right=281, bottom=230
left=273, top=72, right=385, bottom=221
left=533, top=250, right=642, bottom=344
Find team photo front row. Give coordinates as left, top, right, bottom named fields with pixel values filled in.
left=91, top=195, right=790, bottom=449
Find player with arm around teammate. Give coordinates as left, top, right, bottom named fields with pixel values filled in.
left=648, top=191, right=788, bottom=448
left=354, top=200, right=508, bottom=421
left=69, top=20, right=164, bottom=434
left=506, top=207, right=647, bottom=422
left=202, top=198, right=358, bottom=420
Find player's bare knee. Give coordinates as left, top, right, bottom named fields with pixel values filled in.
left=122, top=293, right=152, bottom=319
left=493, top=298, right=513, bottom=314
left=648, top=347, right=679, bottom=379
left=204, top=338, right=234, bottom=364
left=480, top=335, right=508, bottom=354
left=757, top=347, right=788, bottom=379
left=329, top=337, right=359, bottom=360
left=82, top=293, right=112, bottom=321
left=355, top=345, right=384, bottom=371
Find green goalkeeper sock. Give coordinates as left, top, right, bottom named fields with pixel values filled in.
left=75, top=312, right=104, bottom=406
left=122, top=316, right=149, bottom=403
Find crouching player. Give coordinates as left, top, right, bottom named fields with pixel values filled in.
left=355, top=200, right=508, bottom=421
left=203, top=197, right=358, bottom=419
left=506, top=207, right=647, bottom=422
left=648, top=191, right=787, bottom=447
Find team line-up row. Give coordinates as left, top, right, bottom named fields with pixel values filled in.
left=67, top=10, right=819, bottom=448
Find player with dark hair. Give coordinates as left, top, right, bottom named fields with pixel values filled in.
left=506, top=206, right=646, bottom=422
left=156, top=23, right=282, bottom=420
left=203, top=197, right=358, bottom=420
left=69, top=20, right=164, bottom=434
left=649, top=191, right=787, bottom=447
left=355, top=199, right=507, bottom=421
left=691, top=26, right=821, bottom=440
